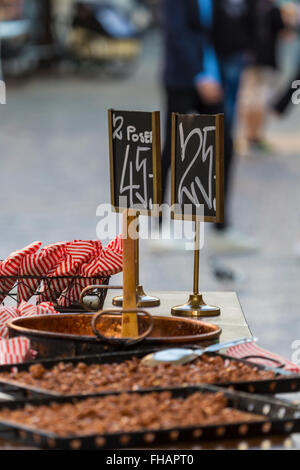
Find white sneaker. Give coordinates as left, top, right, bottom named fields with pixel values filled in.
left=208, top=228, right=259, bottom=254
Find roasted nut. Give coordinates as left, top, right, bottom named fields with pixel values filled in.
left=28, top=364, right=46, bottom=380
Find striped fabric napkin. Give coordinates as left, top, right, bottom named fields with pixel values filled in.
left=57, top=240, right=103, bottom=308
left=100, top=235, right=123, bottom=276
left=0, top=241, right=42, bottom=303
left=74, top=235, right=122, bottom=279
left=226, top=342, right=300, bottom=373
left=0, top=301, right=58, bottom=365
left=39, top=240, right=97, bottom=304
left=17, top=244, right=65, bottom=303
left=0, top=301, right=58, bottom=340
left=0, top=337, right=31, bottom=365
left=36, top=241, right=69, bottom=303
left=0, top=238, right=123, bottom=307
left=57, top=236, right=123, bottom=308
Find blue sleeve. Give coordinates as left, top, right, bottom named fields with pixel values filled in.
left=198, top=0, right=213, bottom=26
left=195, top=0, right=221, bottom=84
left=195, top=45, right=221, bottom=84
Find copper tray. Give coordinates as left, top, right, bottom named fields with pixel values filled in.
left=7, top=313, right=222, bottom=358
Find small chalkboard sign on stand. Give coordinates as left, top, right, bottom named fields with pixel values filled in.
left=108, top=109, right=161, bottom=308
left=170, top=112, right=224, bottom=317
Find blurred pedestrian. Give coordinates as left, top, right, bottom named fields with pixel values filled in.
left=239, top=0, right=287, bottom=154
left=158, top=0, right=258, bottom=253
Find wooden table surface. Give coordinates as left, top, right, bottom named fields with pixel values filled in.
left=0, top=291, right=299, bottom=450
left=106, top=290, right=253, bottom=343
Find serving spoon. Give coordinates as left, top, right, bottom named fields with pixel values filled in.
left=142, top=337, right=258, bottom=366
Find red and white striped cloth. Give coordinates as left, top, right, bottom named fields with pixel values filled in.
left=17, top=244, right=65, bottom=303
left=0, top=337, right=31, bottom=365
left=0, top=241, right=42, bottom=303
left=0, top=238, right=123, bottom=307
left=226, top=342, right=300, bottom=373
left=42, top=240, right=98, bottom=305
left=0, top=306, right=18, bottom=338
left=57, top=237, right=122, bottom=307
left=0, top=301, right=58, bottom=339
left=18, top=300, right=57, bottom=317
left=57, top=240, right=103, bottom=308
left=0, top=301, right=58, bottom=364
left=101, top=235, right=123, bottom=276
left=75, top=235, right=123, bottom=278
left=37, top=242, right=70, bottom=303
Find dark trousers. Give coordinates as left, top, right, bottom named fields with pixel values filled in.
left=161, top=87, right=234, bottom=230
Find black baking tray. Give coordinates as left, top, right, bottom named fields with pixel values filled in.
left=0, top=385, right=298, bottom=450
left=0, top=347, right=299, bottom=400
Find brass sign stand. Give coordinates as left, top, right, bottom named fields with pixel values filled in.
left=171, top=219, right=220, bottom=317
left=108, top=109, right=162, bottom=309
left=170, top=112, right=224, bottom=318
left=112, top=214, right=160, bottom=308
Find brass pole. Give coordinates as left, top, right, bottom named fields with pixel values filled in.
left=112, top=211, right=160, bottom=308
left=193, top=219, right=200, bottom=296
left=135, top=213, right=140, bottom=288
left=121, top=210, right=138, bottom=337
left=171, top=218, right=220, bottom=317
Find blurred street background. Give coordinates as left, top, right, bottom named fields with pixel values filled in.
left=1, top=0, right=300, bottom=359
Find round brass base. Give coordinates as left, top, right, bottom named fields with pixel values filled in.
left=112, top=285, right=160, bottom=308
left=171, top=294, right=220, bottom=318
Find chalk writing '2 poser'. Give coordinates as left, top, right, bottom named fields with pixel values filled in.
left=178, top=123, right=216, bottom=212
left=112, top=113, right=152, bottom=144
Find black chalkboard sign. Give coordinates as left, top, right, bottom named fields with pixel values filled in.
left=108, top=109, right=161, bottom=214
left=171, top=113, right=224, bottom=223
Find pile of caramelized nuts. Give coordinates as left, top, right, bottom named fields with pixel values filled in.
left=0, top=354, right=276, bottom=396
left=0, top=391, right=263, bottom=437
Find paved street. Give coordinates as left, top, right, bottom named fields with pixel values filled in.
left=1, top=32, right=300, bottom=361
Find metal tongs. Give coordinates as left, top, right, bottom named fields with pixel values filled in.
left=142, top=337, right=258, bottom=366
left=142, top=336, right=292, bottom=375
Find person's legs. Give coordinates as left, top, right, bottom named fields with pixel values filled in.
left=214, top=55, right=245, bottom=231
left=161, top=86, right=233, bottom=231
left=159, top=84, right=258, bottom=254
left=161, top=87, right=196, bottom=207
left=240, top=66, right=278, bottom=151
left=191, top=92, right=232, bottom=231
left=222, top=55, right=246, bottom=132
left=206, top=59, right=259, bottom=253
left=239, top=67, right=264, bottom=142
left=152, top=87, right=196, bottom=249
left=214, top=120, right=233, bottom=231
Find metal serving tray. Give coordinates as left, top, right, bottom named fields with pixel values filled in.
left=0, top=385, right=298, bottom=450
left=0, top=348, right=299, bottom=400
